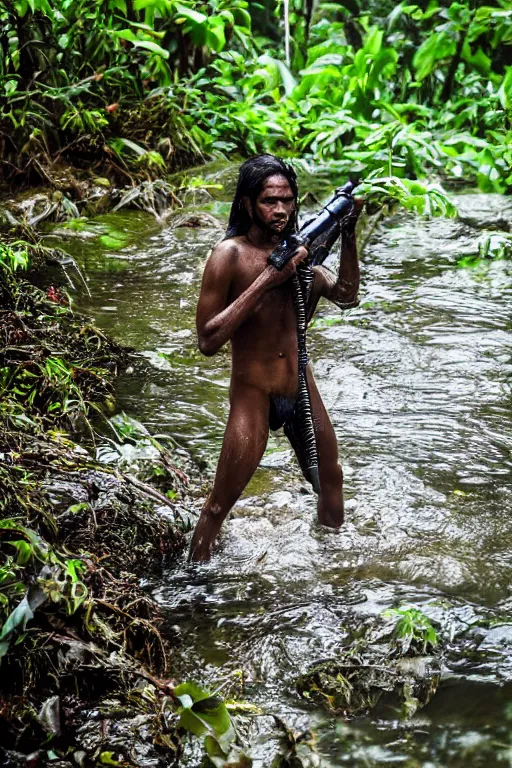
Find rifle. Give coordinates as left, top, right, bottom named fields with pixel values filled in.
left=268, top=179, right=357, bottom=270
left=266, top=179, right=358, bottom=494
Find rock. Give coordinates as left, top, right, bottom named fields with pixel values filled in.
left=38, top=695, right=61, bottom=736
left=455, top=193, right=512, bottom=232
left=168, top=211, right=223, bottom=230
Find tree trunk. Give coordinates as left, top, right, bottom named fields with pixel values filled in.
left=17, top=15, right=34, bottom=89
left=440, top=29, right=466, bottom=103
left=345, top=18, right=363, bottom=51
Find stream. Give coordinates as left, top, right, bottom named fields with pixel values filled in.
left=49, top=168, right=512, bottom=767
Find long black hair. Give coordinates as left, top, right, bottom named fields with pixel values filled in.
left=225, top=154, right=299, bottom=238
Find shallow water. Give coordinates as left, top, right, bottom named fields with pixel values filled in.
left=50, top=176, right=512, bottom=766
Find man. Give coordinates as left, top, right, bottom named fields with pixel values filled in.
left=189, top=154, right=361, bottom=562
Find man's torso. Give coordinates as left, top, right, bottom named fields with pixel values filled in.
left=227, top=236, right=304, bottom=398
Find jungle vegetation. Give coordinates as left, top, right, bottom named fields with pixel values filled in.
left=0, top=0, right=510, bottom=191
left=1, top=2, right=510, bottom=763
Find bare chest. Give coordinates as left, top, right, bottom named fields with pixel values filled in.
left=230, top=251, right=295, bottom=325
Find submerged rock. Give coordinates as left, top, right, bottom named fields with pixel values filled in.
left=455, top=193, right=512, bottom=232
left=297, top=653, right=441, bottom=718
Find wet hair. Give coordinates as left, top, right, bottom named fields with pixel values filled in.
left=225, top=154, right=299, bottom=238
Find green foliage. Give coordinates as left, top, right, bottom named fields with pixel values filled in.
left=1, top=354, right=106, bottom=418
left=358, top=176, right=458, bottom=218
left=0, top=0, right=252, bottom=173
left=457, top=230, right=512, bottom=268
left=0, top=0, right=511, bottom=193
left=298, top=606, right=442, bottom=721
left=0, top=242, right=29, bottom=272
left=175, top=681, right=237, bottom=764
left=147, top=0, right=510, bottom=192
left=384, top=604, right=439, bottom=654
left=0, top=241, right=117, bottom=434
left=0, top=519, right=88, bottom=660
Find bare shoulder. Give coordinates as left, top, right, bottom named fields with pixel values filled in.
left=202, top=237, right=240, bottom=277
left=209, top=237, right=241, bottom=262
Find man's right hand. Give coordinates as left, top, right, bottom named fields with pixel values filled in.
left=267, top=245, right=309, bottom=287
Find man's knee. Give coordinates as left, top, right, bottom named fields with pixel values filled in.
left=210, top=501, right=224, bottom=518
left=204, top=496, right=230, bottom=522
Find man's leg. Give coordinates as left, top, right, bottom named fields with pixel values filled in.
left=286, top=367, right=344, bottom=527
left=189, top=386, right=270, bottom=562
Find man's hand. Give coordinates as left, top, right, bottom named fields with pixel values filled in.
left=342, top=197, right=364, bottom=236
left=267, top=245, right=309, bottom=287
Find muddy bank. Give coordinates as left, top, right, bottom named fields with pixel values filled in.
left=0, top=243, right=203, bottom=767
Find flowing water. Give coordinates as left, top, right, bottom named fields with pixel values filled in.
left=50, top=170, right=512, bottom=767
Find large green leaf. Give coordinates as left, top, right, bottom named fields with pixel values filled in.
left=133, top=40, right=170, bottom=58
left=461, top=42, right=491, bottom=76
left=413, top=32, right=456, bottom=80
left=109, top=137, right=148, bottom=156
left=363, top=27, right=383, bottom=57
left=300, top=53, right=344, bottom=75
left=115, top=29, right=138, bottom=43
left=175, top=4, right=208, bottom=25
left=175, top=681, right=235, bottom=753
left=206, top=18, right=227, bottom=53
left=0, top=521, right=48, bottom=558
left=7, top=540, right=33, bottom=566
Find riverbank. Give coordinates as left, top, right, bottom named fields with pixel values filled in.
left=0, top=241, right=201, bottom=767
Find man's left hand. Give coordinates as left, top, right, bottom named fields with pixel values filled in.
left=342, top=197, right=364, bottom=235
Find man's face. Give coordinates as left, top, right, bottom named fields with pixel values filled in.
left=249, top=174, right=295, bottom=236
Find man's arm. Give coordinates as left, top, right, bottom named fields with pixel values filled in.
left=197, top=240, right=308, bottom=356
left=307, top=200, right=363, bottom=320
left=317, top=227, right=360, bottom=306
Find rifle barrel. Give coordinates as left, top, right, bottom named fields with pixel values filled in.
left=299, top=180, right=356, bottom=246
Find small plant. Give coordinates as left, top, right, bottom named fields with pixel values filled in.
left=383, top=605, right=439, bottom=654
left=0, top=520, right=88, bottom=660
left=61, top=105, right=109, bottom=134
left=477, top=232, right=512, bottom=261
left=0, top=243, right=29, bottom=272
left=358, top=176, right=458, bottom=218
